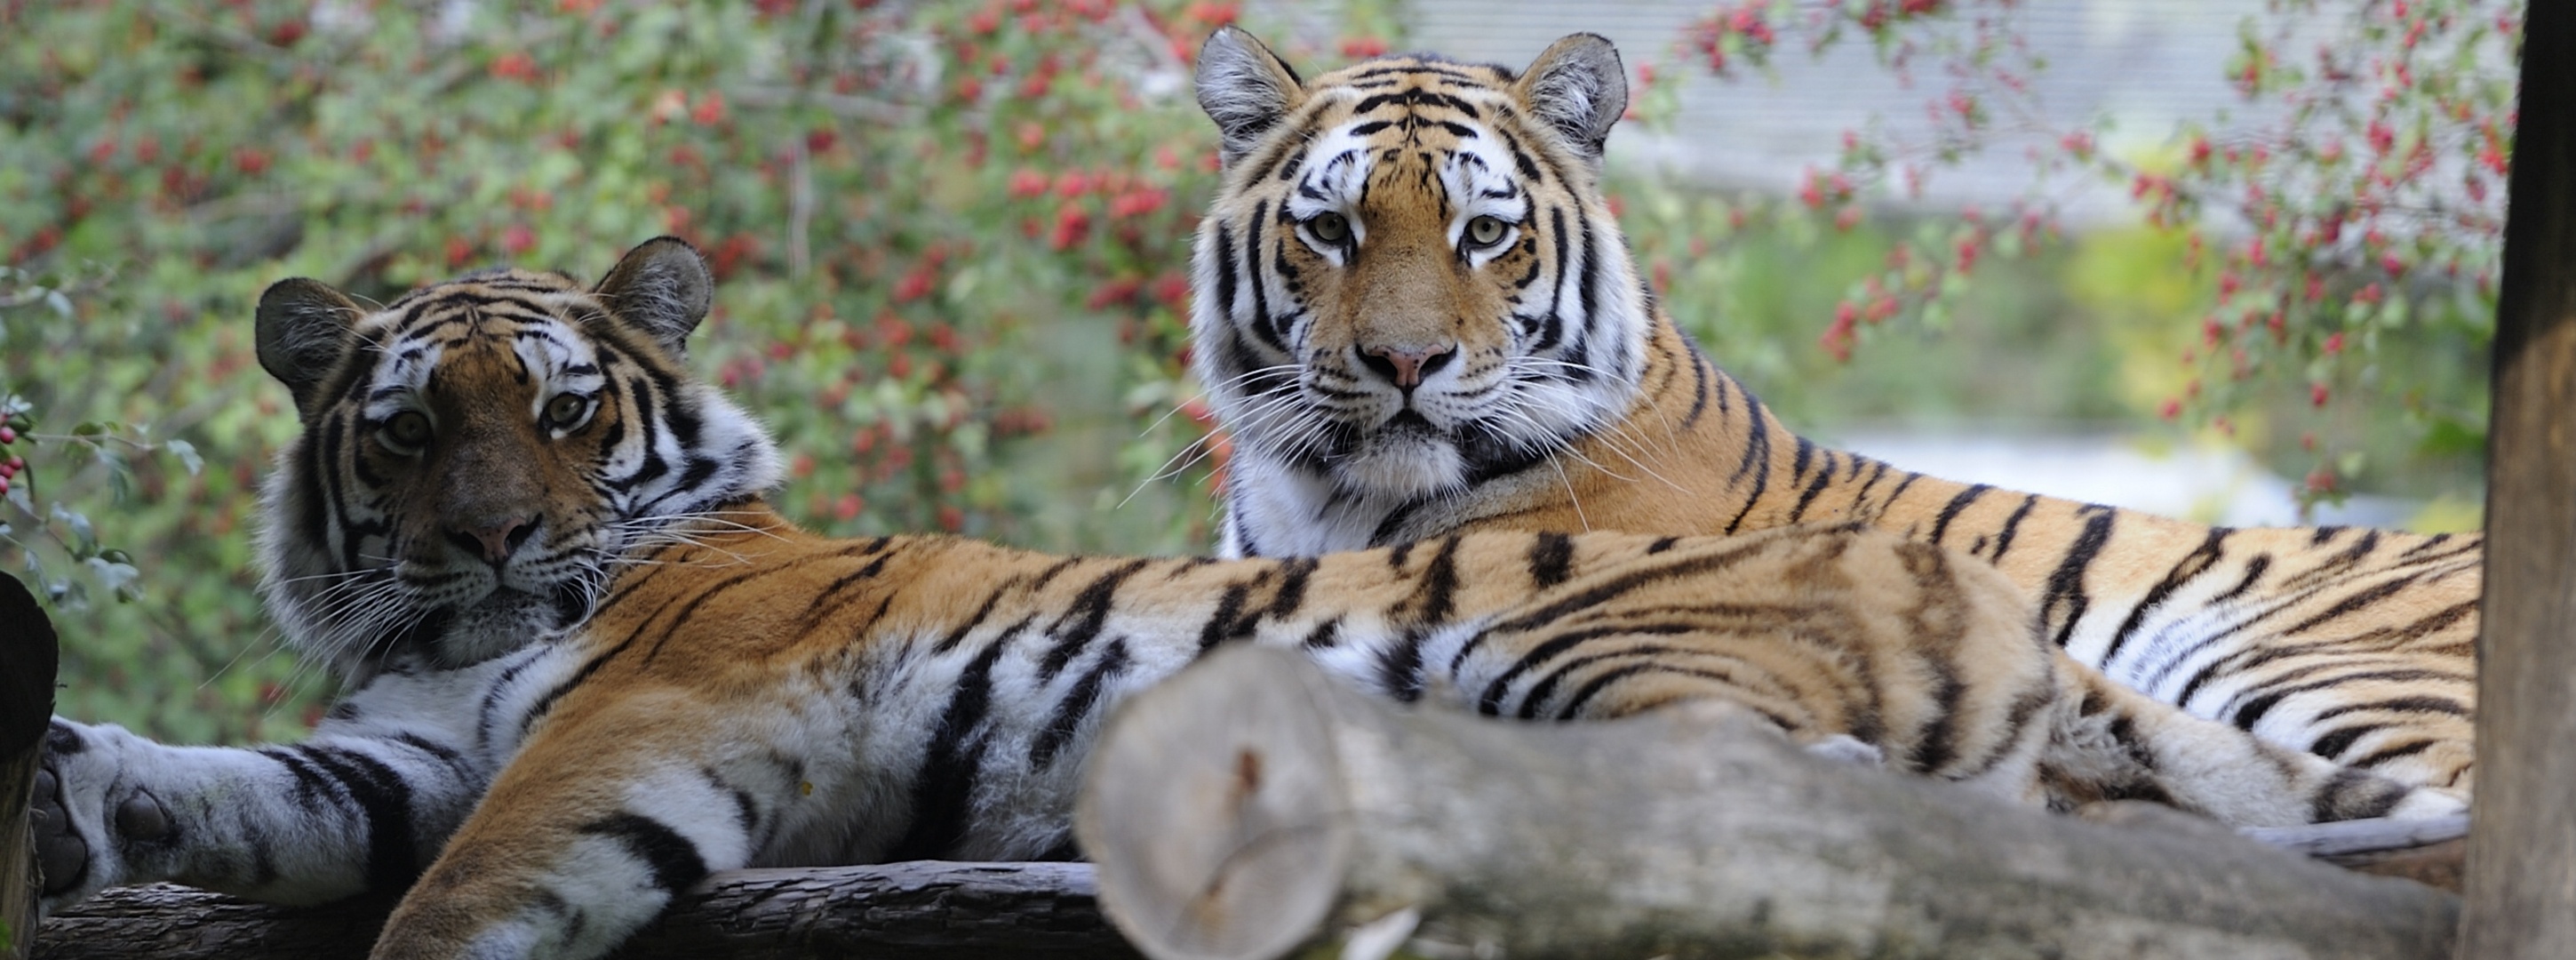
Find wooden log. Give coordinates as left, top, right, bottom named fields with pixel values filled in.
left=33, top=863, right=1138, bottom=960
left=1, top=574, right=60, bottom=960
left=1077, top=645, right=2462, bottom=960
left=2461, top=0, right=2576, bottom=953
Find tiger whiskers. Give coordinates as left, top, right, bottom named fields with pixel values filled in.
left=1122, top=384, right=1328, bottom=506
left=1498, top=360, right=1687, bottom=493
left=202, top=566, right=384, bottom=690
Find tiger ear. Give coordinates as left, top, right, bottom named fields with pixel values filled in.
left=592, top=236, right=712, bottom=360
left=1513, top=33, right=1627, bottom=163
left=255, top=277, right=365, bottom=418
left=1195, top=26, right=1305, bottom=167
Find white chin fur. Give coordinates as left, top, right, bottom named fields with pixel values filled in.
left=437, top=589, right=562, bottom=666
left=1333, top=432, right=1465, bottom=500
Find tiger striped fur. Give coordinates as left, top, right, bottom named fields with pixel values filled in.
left=1184, top=28, right=2480, bottom=796
left=34, top=241, right=2459, bottom=960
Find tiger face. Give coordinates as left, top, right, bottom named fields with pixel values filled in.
left=252, top=238, right=781, bottom=678
left=1189, top=29, right=1649, bottom=514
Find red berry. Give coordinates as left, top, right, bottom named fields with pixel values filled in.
left=0, top=426, right=16, bottom=444
left=0, top=476, right=11, bottom=494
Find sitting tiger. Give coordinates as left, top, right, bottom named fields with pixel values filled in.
left=1184, top=28, right=2480, bottom=796
left=34, top=240, right=2458, bottom=960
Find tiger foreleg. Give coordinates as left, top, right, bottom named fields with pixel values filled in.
left=2040, top=660, right=2467, bottom=828
left=34, top=714, right=490, bottom=911
left=371, top=693, right=794, bottom=960
left=30, top=647, right=544, bottom=912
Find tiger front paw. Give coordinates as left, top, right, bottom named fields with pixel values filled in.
left=34, top=718, right=173, bottom=914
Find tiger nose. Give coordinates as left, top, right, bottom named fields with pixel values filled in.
left=1360, top=343, right=1457, bottom=390
left=450, top=516, right=537, bottom=565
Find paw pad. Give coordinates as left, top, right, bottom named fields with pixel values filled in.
left=32, top=764, right=85, bottom=896
left=116, top=793, right=171, bottom=841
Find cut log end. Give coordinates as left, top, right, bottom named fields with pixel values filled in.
left=1078, top=648, right=1351, bottom=960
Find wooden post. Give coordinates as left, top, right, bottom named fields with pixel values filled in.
left=0, top=575, right=60, bottom=960
left=2460, top=3, right=2576, bottom=956
left=1079, top=646, right=2462, bottom=960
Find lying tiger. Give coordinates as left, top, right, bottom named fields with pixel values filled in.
left=35, top=240, right=2457, bottom=960
left=1184, top=28, right=2480, bottom=796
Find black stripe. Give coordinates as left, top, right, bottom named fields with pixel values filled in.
left=2348, top=738, right=2439, bottom=770
left=1719, top=406, right=1773, bottom=535
left=1033, top=639, right=1128, bottom=767
left=1037, top=559, right=1153, bottom=682
left=1926, top=484, right=1993, bottom=545
left=2313, top=694, right=2471, bottom=721
left=2038, top=507, right=2117, bottom=647
left=1988, top=494, right=2039, bottom=562
left=933, top=585, right=1010, bottom=655
left=2227, top=668, right=2470, bottom=732
left=889, top=636, right=1010, bottom=860
left=2100, top=527, right=2231, bottom=664
left=1246, top=199, right=1279, bottom=348
left=2276, top=572, right=2426, bottom=636
left=1212, top=223, right=1240, bottom=324
left=2312, top=768, right=2406, bottom=821
left=1678, top=338, right=1714, bottom=428
left=1535, top=206, right=1569, bottom=350
left=638, top=560, right=826, bottom=665
left=577, top=812, right=708, bottom=892
left=1195, top=580, right=1257, bottom=652
left=1527, top=532, right=1575, bottom=588
left=1266, top=556, right=1318, bottom=619
left=1499, top=627, right=1743, bottom=718
left=294, top=746, right=420, bottom=892
left=798, top=543, right=902, bottom=633
left=2306, top=723, right=2386, bottom=761
left=1403, top=535, right=1464, bottom=625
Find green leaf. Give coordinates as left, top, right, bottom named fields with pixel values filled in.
left=52, top=503, right=99, bottom=557
left=84, top=555, right=139, bottom=595
left=164, top=438, right=203, bottom=476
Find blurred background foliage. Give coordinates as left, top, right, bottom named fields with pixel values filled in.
left=0, top=0, right=2508, bottom=742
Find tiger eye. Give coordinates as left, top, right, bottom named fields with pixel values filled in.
left=1308, top=212, right=1351, bottom=244
left=1465, top=215, right=1507, bottom=248
left=545, top=392, right=589, bottom=429
left=384, top=411, right=432, bottom=449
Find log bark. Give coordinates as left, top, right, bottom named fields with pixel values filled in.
left=2462, top=0, right=2576, bottom=954
left=1077, top=645, right=2463, bottom=960
left=33, top=863, right=1138, bottom=960
left=1, top=574, right=60, bottom=960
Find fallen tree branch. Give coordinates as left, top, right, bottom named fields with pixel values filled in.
left=1076, top=645, right=2464, bottom=960
left=35, top=863, right=1138, bottom=960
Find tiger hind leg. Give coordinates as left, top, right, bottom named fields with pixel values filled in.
left=2038, top=659, right=2467, bottom=828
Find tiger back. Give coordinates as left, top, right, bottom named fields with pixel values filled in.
left=379, top=505, right=2458, bottom=960
left=1184, top=28, right=2478, bottom=796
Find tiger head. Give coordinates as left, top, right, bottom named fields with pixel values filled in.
left=252, top=237, right=782, bottom=679
left=1188, top=28, right=1647, bottom=508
